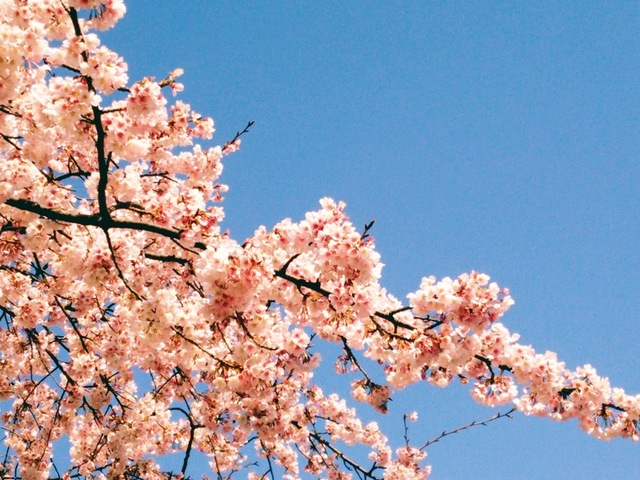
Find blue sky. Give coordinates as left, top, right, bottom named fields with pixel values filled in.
left=104, top=2, right=639, bottom=478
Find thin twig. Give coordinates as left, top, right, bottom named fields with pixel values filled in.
left=223, top=120, right=255, bottom=151
left=360, top=220, right=375, bottom=241
left=419, top=407, right=516, bottom=451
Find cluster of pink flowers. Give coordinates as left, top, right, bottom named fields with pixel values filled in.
left=0, top=1, right=637, bottom=479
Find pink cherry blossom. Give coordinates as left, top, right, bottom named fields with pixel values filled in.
left=0, top=2, right=637, bottom=479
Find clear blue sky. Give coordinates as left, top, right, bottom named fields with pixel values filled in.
left=104, top=2, right=639, bottom=478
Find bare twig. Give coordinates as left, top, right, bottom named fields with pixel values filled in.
left=360, top=220, right=375, bottom=241
left=339, top=336, right=373, bottom=384
left=419, top=407, right=516, bottom=451
left=223, top=120, right=255, bottom=151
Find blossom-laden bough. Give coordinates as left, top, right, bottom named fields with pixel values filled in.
left=0, top=1, right=637, bottom=479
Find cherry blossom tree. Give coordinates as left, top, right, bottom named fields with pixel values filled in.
left=0, top=1, right=637, bottom=479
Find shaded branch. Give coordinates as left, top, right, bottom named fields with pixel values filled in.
left=104, top=229, right=144, bottom=301
left=274, top=254, right=331, bottom=297
left=171, top=326, right=239, bottom=370
left=144, top=252, right=190, bottom=266
left=234, top=312, right=277, bottom=351
left=0, top=133, right=21, bottom=150
left=168, top=406, right=202, bottom=477
left=4, top=198, right=206, bottom=249
left=373, top=307, right=415, bottom=332
left=473, top=355, right=513, bottom=384
left=339, top=336, right=373, bottom=384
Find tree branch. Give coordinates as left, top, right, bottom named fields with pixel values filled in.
left=419, top=407, right=516, bottom=451
left=4, top=198, right=207, bottom=249
left=274, top=255, right=332, bottom=297
left=223, top=120, right=254, bottom=152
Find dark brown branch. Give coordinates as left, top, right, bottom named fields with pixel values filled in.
left=474, top=355, right=496, bottom=383
left=419, top=407, right=516, bottom=451
left=0, top=133, right=21, bottom=150
left=0, top=221, right=26, bottom=234
left=168, top=406, right=202, bottom=477
left=45, top=350, right=76, bottom=387
left=171, top=326, right=239, bottom=370
left=110, top=220, right=204, bottom=249
left=234, top=312, right=277, bottom=351
left=223, top=120, right=254, bottom=151
left=274, top=255, right=332, bottom=297
left=373, top=308, right=415, bottom=332
left=360, top=220, right=375, bottom=241
left=99, top=373, right=128, bottom=412
left=0, top=104, right=18, bottom=115
left=144, top=252, right=190, bottom=266
left=601, top=402, right=626, bottom=413
left=339, top=336, right=373, bottom=384
left=402, top=413, right=412, bottom=447
left=308, top=430, right=381, bottom=479
left=67, top=8, right=87, bottom=60
left=54, top=296, right=90, bottom=353
left=94, top=113, right=110, bottom=223
left=104, top=230, right=144, bottom=301
left=473, top=355, right=513, bottom=384
left=276, top=256, right=437, bottom=342
left=4, top=198, right=206, bottom=249
left=54, top=171, right=89, bottom=182
left=369, top=316, right=415, bottom=342
left=111, top=201, right=150, bottom=216
left=6, top=198, right=101, bottom=225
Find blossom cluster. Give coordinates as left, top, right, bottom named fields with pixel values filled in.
left=0, top=1, right=637, bottom=479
